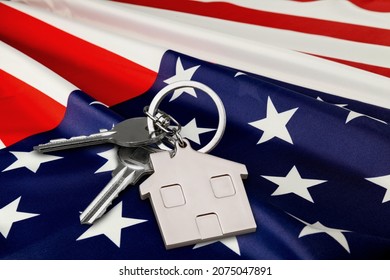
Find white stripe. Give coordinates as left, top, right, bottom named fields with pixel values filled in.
left=126, top=3, right=390, bottom=69
left=0, top=41, right=75, bottom=106
left=13, top=0, right=390, bottom=67
left=9, top=0, right=390, bottom=109
left=4, top=1, right=165, bottom=72
left=195, top=0, right=390, bottom=29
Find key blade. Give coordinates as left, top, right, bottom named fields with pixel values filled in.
left=34, top=131, right=117, bottom=153
left=80, top=165, right=137, bottom=225
left=80, top=146, right=160, bottom=225
left=117, top=146, right=156, bottom=181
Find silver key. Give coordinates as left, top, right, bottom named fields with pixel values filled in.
left=80, top=145, right=158, bottom=224
left=34, top=117, right=164, bottom=153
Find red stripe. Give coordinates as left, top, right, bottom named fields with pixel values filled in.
left=0, top=4, right=158, bottom=107
left=293, top=0, right=390, bottom=12
left=0, top=70, right=66, bottom=147
left=308, top=54, right=390, bottom=78
left=113, top=0, right=390, bottom=46
left=350, top=0, right=390, bottom=12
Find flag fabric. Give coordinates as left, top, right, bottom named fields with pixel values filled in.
left=110, top=0, right=390, bottom=78
left=3, top=0, right=390, bottom=108
left=1, top=0, right=390, bottom=260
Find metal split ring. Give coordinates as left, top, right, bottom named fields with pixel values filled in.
left=146, top=81, right=226, bottom=153
left=143, top=107, right=186, bottom=148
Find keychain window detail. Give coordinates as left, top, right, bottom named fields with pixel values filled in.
left=160, top=184, right=186, bottom=208
left=210, top=174, right=236, bottom=198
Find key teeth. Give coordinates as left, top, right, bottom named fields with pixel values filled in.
left=33, top=131, right=117, bottom=153
left=33, top=143, right=62, bottom=153
left=33, top=144, right=52, bottom=153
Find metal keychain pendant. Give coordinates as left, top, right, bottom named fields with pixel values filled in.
left=140, top=140, right=256, bottom=249
left=142, top=81, right=256, bottom=249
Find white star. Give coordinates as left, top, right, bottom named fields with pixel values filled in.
left=193, top=236, right=241, bottom=255
left=345, top=111, right=364, bottom=123
left=249, top=97, right=298, bottom=144
left=89, top=101, right=109, bottom=108
left=317, top=97, right=387, bottom=124
left=299, top=220, right=351, bottom=253
left=337, top=105, right=387, bottom=124
left=95, top=147, right=119, bottom=174
left=172, top=118, right=216, bottom=145
left=261, top=166, right=327, bottom=203
left=0, top=139, right=5, bottom=150
left=0, top=197, right=39, bottom=239
left=2, top=150, right=62, bottom=173
left=334, top=102, right=372, bottom=124
left=77, top=202, right=147, bottom=247
left=345, top=111, right=386, bottom=124
left=316, top=96, right=347, bottom=108
left=234, top=72, right=247, bottom=77
left=164, top=57, right=200, bottom=102
left=366, top=174, right=390, bottom=203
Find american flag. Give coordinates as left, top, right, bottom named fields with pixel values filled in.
left=0, top=0, right=390, bottom=260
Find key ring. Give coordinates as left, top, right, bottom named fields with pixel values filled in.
left=146, top=81, right=226, bottom=153
left=143, top=107, right=186, bottom=148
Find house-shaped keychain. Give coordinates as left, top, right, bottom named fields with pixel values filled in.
left=140, top=140, right=257, bottom=249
